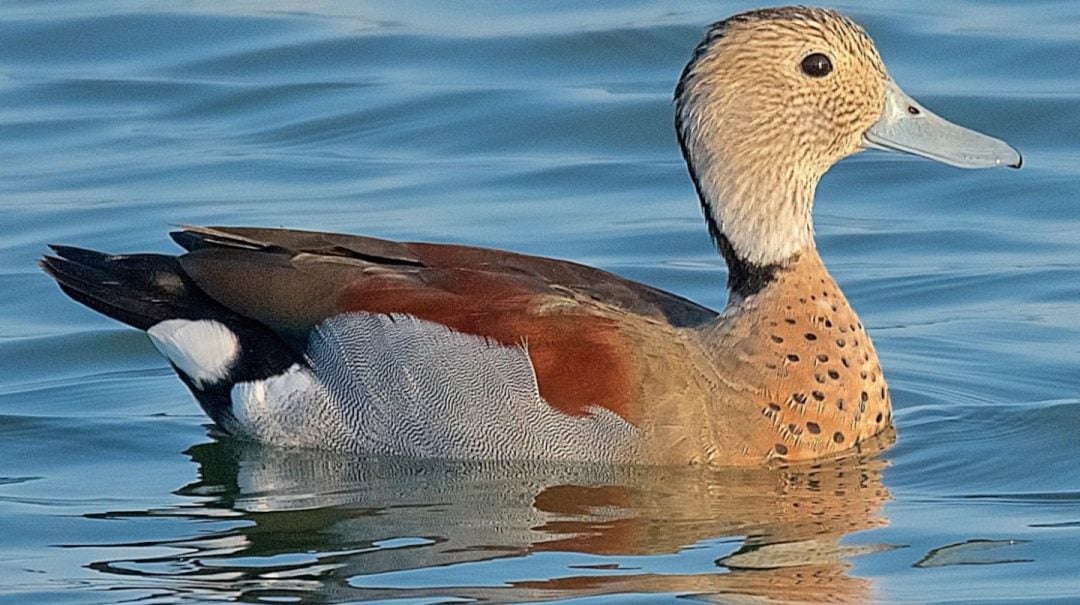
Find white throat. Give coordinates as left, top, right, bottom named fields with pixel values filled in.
left=677, top=100, right=821, bottom=269
left=697, top=156, right=819, bottom=268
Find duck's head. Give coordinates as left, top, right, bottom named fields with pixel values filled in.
left=675, top=7, right=1021, bottom=276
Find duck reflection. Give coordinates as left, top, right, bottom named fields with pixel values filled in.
left=87, top=429, right=895, bottom=604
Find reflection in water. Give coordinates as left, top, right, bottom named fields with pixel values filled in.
left=82, top=431, right=895, bottom=603
left=913, top=539, right=1032, bottom=568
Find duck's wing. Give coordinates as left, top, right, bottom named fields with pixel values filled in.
left=173, top=225, right=717, bottom=331
left=169, top=226, right=716, bottom=422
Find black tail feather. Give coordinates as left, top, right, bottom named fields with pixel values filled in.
left=40, top=247, right=221, bottom=331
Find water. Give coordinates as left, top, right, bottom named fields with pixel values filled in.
left=1, top=1, right=1078, bottom=603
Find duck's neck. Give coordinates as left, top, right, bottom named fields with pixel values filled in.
left=676, top=100, right=823, bottom=301
left=686, top=149, right=822, bottom=301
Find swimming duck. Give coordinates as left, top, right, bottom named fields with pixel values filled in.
left=41, top=7, right=1019, bottom=465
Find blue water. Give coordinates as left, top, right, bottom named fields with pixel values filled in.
left=2, top=1, right=1078, bottom=603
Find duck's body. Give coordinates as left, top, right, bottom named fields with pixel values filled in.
left=42, top=7, right=1018, bottom=466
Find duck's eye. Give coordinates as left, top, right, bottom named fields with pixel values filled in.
left=800, top=52, right=833, bottom=78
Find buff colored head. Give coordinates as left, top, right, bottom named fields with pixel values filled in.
left=675, top=7, right=1020, bottom=269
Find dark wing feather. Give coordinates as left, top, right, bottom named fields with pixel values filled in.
left=174, top=225, right=718, bottom=330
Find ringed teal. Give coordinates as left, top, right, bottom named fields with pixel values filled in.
left=42, top=7, right=1020, bottom=465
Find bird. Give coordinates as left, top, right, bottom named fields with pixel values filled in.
left=41, top=7, right=1021, bottom=466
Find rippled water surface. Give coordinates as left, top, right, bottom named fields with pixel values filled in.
left=2, top=1, right=1078, bottom=603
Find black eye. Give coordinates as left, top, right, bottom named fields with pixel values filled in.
left=800, top=52, right=833, bottom=78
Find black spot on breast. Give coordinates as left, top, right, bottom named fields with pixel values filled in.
left=806, top=421, right=821, bottom=434
left=787, top=354, right=800, bottom=363
left=771, top=335, right=784, bottom=343
left=828, top=369, right=840, bottom=380
left=792, top=392, right=807, bottom=405
left=805, top=333, right=817, bottom=341
left=833, top=432, right=845, bottom=444
left=812, top=390, right=825, bottom=402
left=775, top=443, right=789, bottom=456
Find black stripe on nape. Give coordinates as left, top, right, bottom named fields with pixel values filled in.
left=715, top=234, right=781, bottom=299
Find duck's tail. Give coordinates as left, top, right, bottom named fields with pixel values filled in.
left=41, top=245, right=218, bottom=330
left=40, top=245, right=301, bottom=430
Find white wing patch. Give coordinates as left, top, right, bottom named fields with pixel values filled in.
left=147, top=319, right=239, bottom=388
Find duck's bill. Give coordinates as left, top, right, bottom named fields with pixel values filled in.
left=862, top=79, right=1021, bottom=169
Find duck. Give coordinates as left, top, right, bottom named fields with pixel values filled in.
left=41, top=6, right=1020, bottom=466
